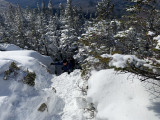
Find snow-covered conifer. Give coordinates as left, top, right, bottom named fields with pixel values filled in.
left=96, top=0, right=114, bottom=20
left=48, top=0, right=53, bottom=15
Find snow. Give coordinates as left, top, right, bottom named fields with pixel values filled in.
left=153, top=35, right=160, bottom=49
left=86, top=56, right=99, bottom=63
left=126, top=7, right=136, bottom=12
left=110, top=54, right=145, bottom=68
left=0, top=44, right=22, bottom=51
left=154, top=35, right=160, bottom=41
left=0, top=44, right=85, bottom=120
left=101, top=54, right=111, bottom=58
left=1, top=44, right=160, bottom=120
left=87, top=69, right=160, bottom=120
left=51, top=71, right=85, bottom=120
left=147, top=31, right=155, bottom=36
left=114, top=27, right=134, bottom=38
left=0, top=44, right=61, bottom=120
left=101, top=53, right=145, bottom=68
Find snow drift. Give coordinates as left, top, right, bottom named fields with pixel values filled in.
left=87, top=69, right=160, bottom=120
left=1, top=44, right=160, bottom=120
left=0, top=44, right=63, bottom=120
left=0, top=44, right=84, bottom=120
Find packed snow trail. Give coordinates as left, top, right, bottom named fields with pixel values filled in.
left=51, top=70, right=85, bottom=120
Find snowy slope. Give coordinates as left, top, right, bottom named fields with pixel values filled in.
left=87, top=69, right=160, bottom=120
left=0, top=44, right=61, bottom=120
left=1, top=44, right=160, bottom=120
left=0, top=44, right=85, bottom=120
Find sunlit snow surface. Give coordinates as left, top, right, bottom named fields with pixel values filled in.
left=0, top=44, right=84, bottom=120
left=87, top=69, right=160, bottom=120
left=1, top=44, right=160, bottom=120
left=154, top=35, right=160, bottom=49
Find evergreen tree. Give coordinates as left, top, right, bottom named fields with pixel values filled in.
left=59, top=3, right=65, bottom=20
left=0, top=14, right=6, bottom=43
left=48, top=0, right=53, bottom=15
left=14, top=4, right=27, bottom=48
left=37, top=2, right=41, bottom=12
left=41, top=0, right=45, bottom=13
left=124, top=0, right=160, bottom=58
left=96, top=0, right=114, bottom=20
left=65, top=0, right=74, bottom=28
left=4, top=3, right=16, bottom=44
left=46, top=15, right=61, bottom=58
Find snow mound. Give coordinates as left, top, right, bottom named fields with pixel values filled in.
left=0, top=50, right=52, bottom=67
left=0, top=46, right=63, bottom=120
left=0, top=44, right=85, bottom=120
left=0, top=49, right=55, bottom=90
left=87, top=69, right=160, bottom=120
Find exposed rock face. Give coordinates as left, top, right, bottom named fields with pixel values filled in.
left=38, top=103, right=48, bottom=112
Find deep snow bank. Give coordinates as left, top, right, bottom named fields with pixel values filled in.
left=0, top=45, right=63, bottom=120
left=0, top=50, right=54, bottom=89
left=0, top=44, right=86, bottom=120
left=87, top=69, right=160, bottom=120
left=0, top=50, right=52, bottom=67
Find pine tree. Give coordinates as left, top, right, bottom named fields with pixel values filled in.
left=37, top=2, right=41, bottom=12
left=14, top=4, right=27, bottom=48
left=41, top=0, right=45, bottom=13
left=65, top=0, right=73, bottom=28
left=59, top=3, right=65, bottom=20
left=48, top=0, right=53, bottom=15
left=0, top=14, right=6, bottom=43
left=96, top=0, right=114, bottom=20
left=124, top=0, right=160, bottom=58
left=4, top=3, right=16, bottom=44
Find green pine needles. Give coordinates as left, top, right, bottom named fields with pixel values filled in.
left=3, top=62, right=36, bottom=87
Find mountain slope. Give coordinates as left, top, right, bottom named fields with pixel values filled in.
left=5, top=0, right=98, bottom=11
left=0, top=0, right=10, bottom=12
left=4, top=0, right=129, bottom=14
